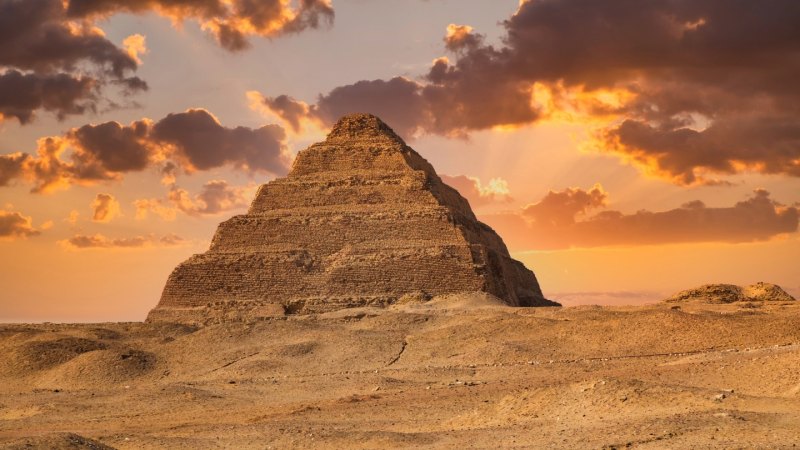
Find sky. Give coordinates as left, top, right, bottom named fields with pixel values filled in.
left=1, top=0, right=799, bottom=322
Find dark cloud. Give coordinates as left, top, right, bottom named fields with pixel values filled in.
left=60, top=232, right=188, bottom=249
left=482, top=187, right=798, bottom=250
left=0, top=70, right=97, bottom=124
left=0, top=0, right=138, bottom=76
left=0, top=209, right=41, bottom=239
left=152, top=109, right=290, bottom=173
left=65, top=0, right=334, bottom=51
left=0, top=0, right=145, bottom=123
left=0, top=152, right=30, bottom=186
left=259, top=69, right=537, bottom=140
left=69, top=120, right=152, bottom=173
left=501, top=0, right=800, bottom=85
left=254, top=79, right=431, bottom=139
left=1, top=108, right=291, bottom=193
left=313, top=78, right=430, bottom=138
left=262, top=0, right=800, bottom=181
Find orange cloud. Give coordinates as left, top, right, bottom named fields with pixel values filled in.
left=59, top=233, right=188, bottom=250
left=591, top=115, right=800, bottom=185
left=122, top=34, right=147, bottom=64
left=247, top=91, right=324, bottom=135
left=0, top=108, right=291, bottom=193
left=482, top=187, right=798, bottom=250
left=135, top=180, right=255, bottom=220
left=0, top=210, right=43, bottom=240
left=134, top=199, right=176, bottom=221
left=66, top=0, right=334, bottom=51
left=91, top=193, right=121, bottom=223
left=167, top=180, right=256, bottom=216
left=444, top=24, right=482, bottom=52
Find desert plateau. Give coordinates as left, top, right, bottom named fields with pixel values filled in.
left=2, top=291, right=800, bottom=449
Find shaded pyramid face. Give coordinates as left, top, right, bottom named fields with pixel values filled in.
left=148, top=114, right=556, bottom=324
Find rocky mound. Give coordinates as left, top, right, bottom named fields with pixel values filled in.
left=11, top=337, right=107, bottom=373
left=0, top=328, right=161, bottom=391
left=742, top=282, right=796, bottom=302
left=34, top=349, right=156, bottom=390
left=148, top=114, right=557, bottom=325
left=665, top=282, right=796, bottom=304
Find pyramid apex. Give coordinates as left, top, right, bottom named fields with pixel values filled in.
left=326, top=113, right=405, bottom=143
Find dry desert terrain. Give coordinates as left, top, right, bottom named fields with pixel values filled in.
left=2, top=294, right=800, bottom=449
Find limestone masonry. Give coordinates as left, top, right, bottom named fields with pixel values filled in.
left=148, top=114, right=557, bottom=324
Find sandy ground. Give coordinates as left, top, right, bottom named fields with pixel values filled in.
left=1, top=296, right=800, bottom=449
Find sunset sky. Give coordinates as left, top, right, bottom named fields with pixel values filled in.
left=1, top=0, right=798, bottom=322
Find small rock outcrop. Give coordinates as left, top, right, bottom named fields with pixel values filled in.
left=148, top=114, right=557, bottom=324
left=665, top=282, right=796, bottom=304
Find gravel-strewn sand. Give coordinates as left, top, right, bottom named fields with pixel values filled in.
left=2, top=299, right=799, bottom=449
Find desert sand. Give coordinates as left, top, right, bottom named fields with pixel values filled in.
left=2, top=293, right=799, bottom=449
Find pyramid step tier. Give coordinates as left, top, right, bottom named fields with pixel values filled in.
left=209, top=206, right=507, bottom=256
left=250, top=170, right=441, bottom=212
left=158, top=244, right=491, bottom=308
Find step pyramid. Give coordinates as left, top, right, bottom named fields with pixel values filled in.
left=148, top=114, right=557, bottom=324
